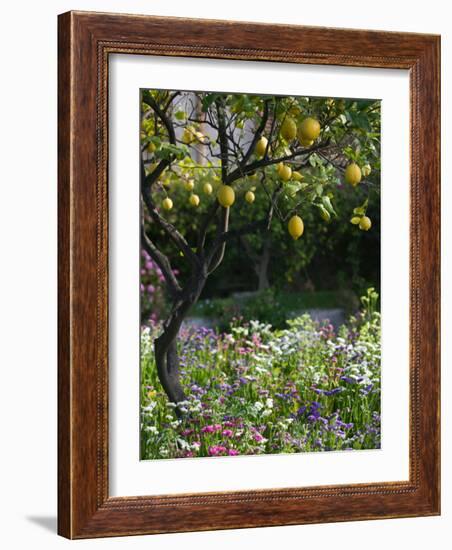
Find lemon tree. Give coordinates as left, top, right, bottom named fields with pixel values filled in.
left=140, top=90, right=380, bottom=408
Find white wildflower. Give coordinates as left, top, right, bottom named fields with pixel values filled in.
left=141, top=402, right=156, bottom=413
left=145, top=426, right=158, bottom=434
left=176, top=438, right=190, bottom=450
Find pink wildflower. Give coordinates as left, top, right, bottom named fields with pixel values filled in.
left=252, top=333, right=261, bottom=347
left=208, top=445, right=227, bottom=456
left=201, top=425, right=215, bottom=433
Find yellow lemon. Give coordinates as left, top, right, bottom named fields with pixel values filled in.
left=277, top=163, right=292, bottom=182
left=281, top=117, right=297, bottom=141
left=162, top=197, right=173, bottom=211
left=182, top=127, right=195, bottom=144
left=203, top=182, right=213, bottom=195
left=298, top=117, right=321, bottom=141
left=344, top=163, right=362, bottom=186
left=288, top=215, right=304, bottom=240
left=255, top=136, right=268, bottom=157
left=300, top=137, right=314, bottom=147
left=362, top=164, right=372, bottom=177
left=189, top=194, right=200, bottom=207
left=184, top=179, right=195, bottom=191
left=217, top=185, right=235, bottom=207
left=350, top=216, right=361, bottom=225
left=245, top=191, right=255, bottom=203
left=146, top=142, right=156, bottom=154
left=292, top=171, right=303, bottom=181
left=359, top=216, right=372, bottom=231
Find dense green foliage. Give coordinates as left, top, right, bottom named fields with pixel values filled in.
left=141, top=92, right=381, bottom=310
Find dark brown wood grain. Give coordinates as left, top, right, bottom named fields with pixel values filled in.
left=58, top=10, right=440, bottom=539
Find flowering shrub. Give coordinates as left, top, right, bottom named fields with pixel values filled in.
left=140, top=298, right=381, bottom=459
left=140, top=248, right=176, bottom=323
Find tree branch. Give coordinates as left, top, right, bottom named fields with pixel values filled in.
left=225, top=140, right=330, bottom=184
left=142, top=91, right=180, bottom=187
left=141, top=161, right=200, bottom=268
left=142, top=92, right=177, bottom=144
left=207, top=207, right=230, bottom=274
left=240, top=99, right=271, bottom=166
left=197, top=200, right=220, bottom=255
left=141, top=228, right=182, bottom=297
left=212, top=218, right=268, bottom=248
left=215, top=98, right=229, bottom=182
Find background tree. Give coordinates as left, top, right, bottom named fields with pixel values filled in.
left=140, top=90, right=380, bottom=409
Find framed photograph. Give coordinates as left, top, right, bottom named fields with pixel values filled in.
left=58, top=11, right=440, bottom=539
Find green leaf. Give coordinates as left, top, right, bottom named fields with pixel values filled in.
left=317, top=204, right=331, bottom=222
left=322, top=196, right=337, bottom=216
left=202, top=93, right=221, bottom=112
left=155, top=143, right=189, bottom=161
left=353, top=198, right=369, bottom=215
left=284, top=181, right=303, bottom=197
left=309, top=156, right=317, bottom=167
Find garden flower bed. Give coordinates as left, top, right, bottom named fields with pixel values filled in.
left=140, top=309, right=381, bottom=460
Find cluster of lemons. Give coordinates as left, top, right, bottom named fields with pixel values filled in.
left=344, top=163, right=372, bottom=231
left=161, top=178, right=250, bottom=212
left=254, top=117, right=321, bottom=240
left=160, top=115, right=373, bottom=238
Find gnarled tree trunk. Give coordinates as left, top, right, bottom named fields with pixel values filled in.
left=154, top=273, right=207, bottom=412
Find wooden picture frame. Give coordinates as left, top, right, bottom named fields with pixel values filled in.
left=58, top=11, right=440, bottom=539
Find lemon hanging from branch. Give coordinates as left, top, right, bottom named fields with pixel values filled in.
left=189, top=194, right=200, bottom=207
left=281, top=117, right=297, bottom=141
left=300, top=138, right=314, bottom=147
left=182, top=126, right=196, bottom=144
left=277, top=163, right=292, bottom=182
left=298, top=117, right=321, bottom=141
left=217, top=185, right=235, bottom=207
left=359, top=216, right=372, bottom=231
left=162, top=197, right=173, bottom=211
left=203, top=183, right=213, bottom=195
left=362, top=164, right=372, bottom=177
left=146, top=142, right=156, bottom=154
left=255, top=136, right=268, bottom=157
left=288, top=215, right=304, bottom=240
left=245, top=191, right=255, bottom=204
left=344, top=163, right=362, bottom=186
left=184, top=179, right=195, bottom=191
